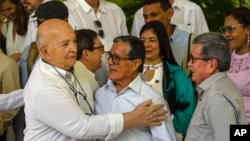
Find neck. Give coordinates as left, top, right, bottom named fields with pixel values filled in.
left=114, top=73, right=138, bottom=93
left=166, top=24, right=175, bottom=37
left=145, top=57, right=162, bottom=65
left=81, top=60, right=96, bottom=73
left=85, top=0, right=99, bottom=13
left=235, top=45, right=250, bottom=55
left=169, top=0, right=174, bottom=5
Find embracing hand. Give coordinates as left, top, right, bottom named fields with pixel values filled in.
left=123, top=99, right=168, bottom=130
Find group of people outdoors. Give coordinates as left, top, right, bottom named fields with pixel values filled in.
left=0, top=0, right=249, bottom=141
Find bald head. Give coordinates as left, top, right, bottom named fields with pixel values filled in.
left=37, top=19, right=72, bottom=46
left=37, top=19, right=77, bottom=70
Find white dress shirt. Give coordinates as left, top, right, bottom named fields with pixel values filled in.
left=65, top=0, right=128, bottom=51
left=0, top=89, right=24, bottom=112
left=131, top=0, right=209, bottom=37
left=24, top=59, right=123, bottom=141
left=95, top=74, right=177, bottom=141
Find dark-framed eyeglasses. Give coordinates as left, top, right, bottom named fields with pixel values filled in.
left=219, top=24, right=244, bottom=34
left=33, top=18, right=46, bottom=27
left=94, top=20, right=105, bottom=38
left=189, top=55, right=213, bottom=64
left=92, top=45, right=104, bottom=51
left=105, top=51, right=137, bottom=65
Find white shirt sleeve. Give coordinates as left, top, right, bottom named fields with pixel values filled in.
left=0, top=89, right=24, bottom=111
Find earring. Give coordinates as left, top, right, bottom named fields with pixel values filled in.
left=247, top=32, right=250, bottom=47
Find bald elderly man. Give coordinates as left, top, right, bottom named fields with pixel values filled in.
left=23, top=19, right=167, bottom=141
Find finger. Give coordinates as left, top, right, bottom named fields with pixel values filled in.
left=140, top=99, right=152, bottom=106
left=152, top=103, right=165, bottom=111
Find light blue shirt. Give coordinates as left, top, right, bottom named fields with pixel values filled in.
left=95, top=74, right=177, bottom=141
left=19, top=45, right=30, bottom=88
left=170, top=26, right=190, bottom=66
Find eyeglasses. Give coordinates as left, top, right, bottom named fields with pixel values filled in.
left=92, top=45, right=104, bottom=51
left=219, top=24, right=244, bottom=34
left=105, top=51, right=137, bottom=65
left=33, top=18, right=47, bottom=27
left=189, top=55, right=212, bottom=64
left=94, top=20, right=105, bottom=38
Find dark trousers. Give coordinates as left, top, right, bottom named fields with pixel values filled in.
left=0, top=129, right=8, bottom=141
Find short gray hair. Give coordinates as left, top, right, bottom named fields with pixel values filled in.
left=193, top=32, right=231, bottom=72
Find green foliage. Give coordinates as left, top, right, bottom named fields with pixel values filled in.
left=120, top=0, right=142, bottom=32
left=190, top=0, right=250, bottom=32
left=107, top=0, right=250, bottom=32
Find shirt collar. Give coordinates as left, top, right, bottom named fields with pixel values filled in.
left=172, top=0, right=182, bottom=10
left=197, top=72, right=228, bottom=100
left=40, top=58, right=72, bottom=78
left=76, top=0, right=106, bottom=14
left=106, top=73, right=143, bottom=95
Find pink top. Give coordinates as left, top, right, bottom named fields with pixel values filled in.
left=227, top=50, right=250, bottom=124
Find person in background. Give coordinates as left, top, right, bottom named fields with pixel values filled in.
left=75, top=29, right=104, bottom=75
left=131, top=0, right=209, bottom=37
left=220, top=7, right=250, bottom=125
left=64, top=0, right=129, bottom=86
left=19, top=0, right=67, bottom=88
left=24, top=19, right=167, bottom=141
left=95, top=35, right=177, bottom=141
left=74, top=29, right=103, bottom=112
left=0, top=48, right=20, bottom=141
left=185, top=32, right=247, bottom=141
left=142, top=0, right=196, bottom=74
left=0, top=89, right=23, bottom=112
left=0, top=0, right=29, bottom=62
left=140, top=20, right=195, bottom=141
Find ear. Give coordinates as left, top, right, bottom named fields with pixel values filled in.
left=82, top=50, right=91, bottom=61
left=132, top=59, right=142, bottom=72
left=208, top=59, right=218, bottom=74
left=39, top=44, right=50, bottom=60
left=166, top=8, right=174, bottom=20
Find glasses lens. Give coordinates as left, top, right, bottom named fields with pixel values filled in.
left=220, top=26, right=234, bottom=34
left=219, top=27, right=226, bottom=33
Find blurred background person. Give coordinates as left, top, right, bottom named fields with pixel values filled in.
left=131, top=0, right=209, bottom=37
left=0, top=0, right=28, bottom=62
left=0, top=47, right=20, bottom=141
left=220, top=7, right=250, bottom=124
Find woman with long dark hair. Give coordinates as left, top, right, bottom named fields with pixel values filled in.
left=140, top=20, right=195, bottom=140
left=0, top=0, right=28, bottom=62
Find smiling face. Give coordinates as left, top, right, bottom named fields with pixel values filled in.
left=107, top=41, right=139, bottom=86
left=223, top=15, right=249, bottom=52
left=187, top=44, right=212, bottom=84
left=140, top=29, right=162, bottom=64
left=0, top=0, right=16, bottom=21
left=20, top=0, right=41, bottom=13
left=38, top=19, right=77, bottom=70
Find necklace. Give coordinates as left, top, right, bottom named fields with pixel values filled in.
left=144, top=63, right=163, bottom=70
